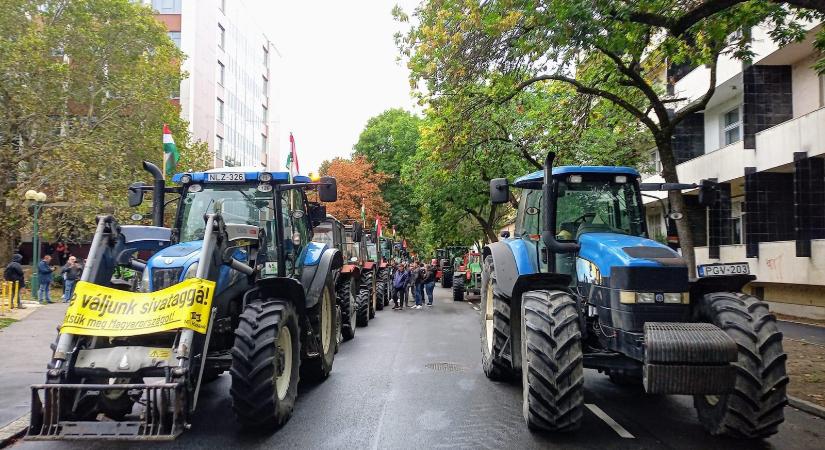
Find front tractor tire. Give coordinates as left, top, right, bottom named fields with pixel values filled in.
left=521, top=290, right=584, bottom=432
left=442, top=270, right=453, bottom=288
left=452, top=274, right=464, bottom=301
left=301, top=281, right=337, bottom=382
left=230, top=300, right=301, bottom=430
left=694, top=292, right=788, bottom=438
left=337, top=277, right=357, bottom=341
left=480, top=255, right=514, bottom=381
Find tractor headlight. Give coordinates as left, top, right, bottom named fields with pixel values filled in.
left=663, top=293, right=684, bottom=304
left=180, top=174, right=192, bottom=184
left=636, top=292, right=656, bottom=303
left=184, top=262, right=199, bottom=279
left=259, top=172, right=272, bottom=182
left=619, top=291, right=689, bottom=304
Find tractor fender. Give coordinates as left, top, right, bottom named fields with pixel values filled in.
left=302, top=248, right=344, bottom=310
left=689, top=274, right=756, bottom=317
left=483, top=241, right=521, bottom=299
left=363, top=261, right=375, bottom=270
left=246, top=277, right=307, bottom=315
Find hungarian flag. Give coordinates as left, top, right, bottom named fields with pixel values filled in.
left=375, top=217, right=382, bottom=238
left=360, top=204, right=366, bottom=224
left=163, top=124, right=180, bottom=178
left=286, top=132, right=300, bottom=179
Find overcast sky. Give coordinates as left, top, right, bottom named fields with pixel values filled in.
left=250, top=0, right=420, bottom=174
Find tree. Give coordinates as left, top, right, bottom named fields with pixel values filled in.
left=321, top=156, right=389, bottom=224
left=353, top=109, right=422, bottom=237
left=397, top=0, right=821, bottom=273
left=0, top=0, right=208, bottom=260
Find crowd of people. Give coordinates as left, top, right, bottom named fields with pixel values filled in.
left=391, top=261, right=437, bottom=310
left=3, top=251, right=84, bottom=308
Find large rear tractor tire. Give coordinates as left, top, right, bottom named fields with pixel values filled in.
left=301, top=281, right=337, bottom=382
left=521, top=289, right=584, bottom=432
left=356, top=271, right=372, bottom=327
left=693, top=292, right=788, bottom=438
left=480, top=255, right=514, bottom=381
left=375, top=269, right=386, bottom=311
left=369, top=269, right=377, bottom=319
left=337, top=277, right=356, bottom=341
left=452, top=275, right=464, bottom=302
left=230, top=300, right=300, bottom=430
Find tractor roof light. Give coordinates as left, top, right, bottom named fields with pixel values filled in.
left=180, top=174, right=192, bottom=184
left=568, top=175, right=583, bottom=184
left=188, top=184, right=203, bottom=193
left=259, top=172, right=273, bottom=182
left=615, top=175, right=627, bottom=184
left=257, top=183, right=273, bottom=192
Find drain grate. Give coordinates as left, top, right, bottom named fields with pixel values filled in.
left=425, top=362, right=465, bottom=373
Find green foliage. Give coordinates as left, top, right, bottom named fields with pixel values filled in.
left=353, top=109, right=422, bottom=237
left=0, top=0, right=209, bottom=254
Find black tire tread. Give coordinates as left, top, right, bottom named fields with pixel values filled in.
left=480, top=255, right=514, bottom=381
left=356, top=271, right=372, bottom=327
left=521, top=290, right=584, bottom=432
left=694, top=292, right=788, bottom=438
left=453, top=275, right=464, bottom=301
left=336, top=276, right=356, bottom=341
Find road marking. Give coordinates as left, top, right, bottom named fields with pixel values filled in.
left=585, top=403, right=635, bottom=439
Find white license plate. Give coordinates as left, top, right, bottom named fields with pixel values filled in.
left=697, top=262, right=750, bottom=277
left=206, top=172, right=245, bottom=182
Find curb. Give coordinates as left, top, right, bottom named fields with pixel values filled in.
left=0, top=413, right=28, bottom=448
left=789, top=396, right=825, bottom=420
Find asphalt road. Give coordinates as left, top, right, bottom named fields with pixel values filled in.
left=12, top=287, right=825, bottom=449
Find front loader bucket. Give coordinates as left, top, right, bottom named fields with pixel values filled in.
left=26, top=382, right=186, bottom=441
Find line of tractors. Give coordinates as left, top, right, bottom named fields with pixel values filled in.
left=26, top=162, right=404, bottom=441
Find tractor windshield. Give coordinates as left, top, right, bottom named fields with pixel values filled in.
left=366, top=243, right=377, bottom=261
left=554, top=176, right=644, bottom=239
left=312, top=224, right=334, bottom=246
left=178, top=185, right=274, bottom=242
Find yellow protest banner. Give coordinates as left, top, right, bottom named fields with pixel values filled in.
left=60, top=278, right=215, bottom=337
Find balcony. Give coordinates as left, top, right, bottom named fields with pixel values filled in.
left=754, top=106, right=825, bottom=171
left=695, top=240, right=825, bottom=286
left=642, top=140, right=753, bottom=185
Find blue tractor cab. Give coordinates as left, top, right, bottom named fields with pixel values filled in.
left=31, top=163, right=342, bottom=440
left=482, top=153, right=787, bottom=438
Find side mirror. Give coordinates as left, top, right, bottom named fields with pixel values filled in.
left=490, top=178, right=509, bottom=204
left=127, top=182, right=146, bottom=207
left=319, top=176, right=337, bottom=202
left=309, top=203, right=327, bottom=226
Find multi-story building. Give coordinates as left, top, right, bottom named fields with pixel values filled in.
left=644, top=22, right=825, bottom=318
left=147, top=0, right=279, bottom=168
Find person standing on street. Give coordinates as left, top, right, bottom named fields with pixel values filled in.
left=61, top=256, right=82, bottom=302
left=392, top=263, right=410, bottom=310
left=406, top=262, right=418, bottom=308
left=37, top=254, right=55, bottom=304
left=424, top=263, right=437, bottom=306
left=413, top=263, right=426, bottom=309
left=4, top=254, right=26, bottom=309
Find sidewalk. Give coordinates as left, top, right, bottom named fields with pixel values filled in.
left=0, top=302, right=67, bottom=430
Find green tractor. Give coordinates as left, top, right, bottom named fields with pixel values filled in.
left=28, top=164, right=341, bottom=440
left=452, top=251, right=482, bottom=302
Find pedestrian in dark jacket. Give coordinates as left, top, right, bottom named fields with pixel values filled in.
left=4, top=254, right=25, bottom=308
left=392, top=263, right=410, bottom=310
left=424, top=264, right=437, bottom=306
left=61, top=256, right=82, bottom=302
left=412, top=263, right=426, bottom=309
left=37, top=254, right=55, bottom=304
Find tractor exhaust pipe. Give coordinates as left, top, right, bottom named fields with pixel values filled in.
left=143, top=161, right=165, bottom=227
left=542, top=152, right=580, bottom=254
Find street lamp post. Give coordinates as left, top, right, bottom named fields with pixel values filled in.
left=24, top=190, right=48, bottom=301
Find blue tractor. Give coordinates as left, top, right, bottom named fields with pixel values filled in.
left=28, top=163, right=341, bottom=440
left=482, top=153, right=787, bottom=438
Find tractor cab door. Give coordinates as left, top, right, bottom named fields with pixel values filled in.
left=280, top=188, right=311, bottom=278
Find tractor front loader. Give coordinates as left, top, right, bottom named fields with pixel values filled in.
left=28, top=164, right=341, bottom=441
left=481, top=152, right=787, bottom=439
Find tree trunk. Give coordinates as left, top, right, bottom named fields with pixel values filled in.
left=657, top=138, right=697, bottom=278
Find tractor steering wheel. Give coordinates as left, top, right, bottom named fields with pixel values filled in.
left=572, top=213, right=596, bottom=228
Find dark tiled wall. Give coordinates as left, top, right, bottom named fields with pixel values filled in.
left=672, top=112, right=705, bottom=163
left=744, top=169, right=795, bottom=258
left=708, top=182, right=732, bottom=259
left=743, top=65, right=793, bottom=149
left=684, top=195, right=707, bottom=248
left=794, top=154, right=825, bottom=257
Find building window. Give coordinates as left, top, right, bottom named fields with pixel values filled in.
left=217, top=60, right=225, bottom=85
left=731, top=199, right=744, bottom=245
left=261, top=135, right=267, bottom=154
left=168, top=31, right=181, bottom=49
left=153, top=0, right=181, bottom=14
left=216, top=97, right=224, bottom=122
left=722, top=106, right=742, bottom=146
left=218, top=24, right=225, bottom=50
left=219, top=0, right=225, bottom=12
left=216, top=135, right=224, bottom=160
left=819, top=74, right=825, bottom=108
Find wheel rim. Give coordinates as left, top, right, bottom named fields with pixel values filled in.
left=322, top=288, right=332, bottom=354
left=275, top=326, right=293, bottom=401
left=485, top=280, right=494, bottom=353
